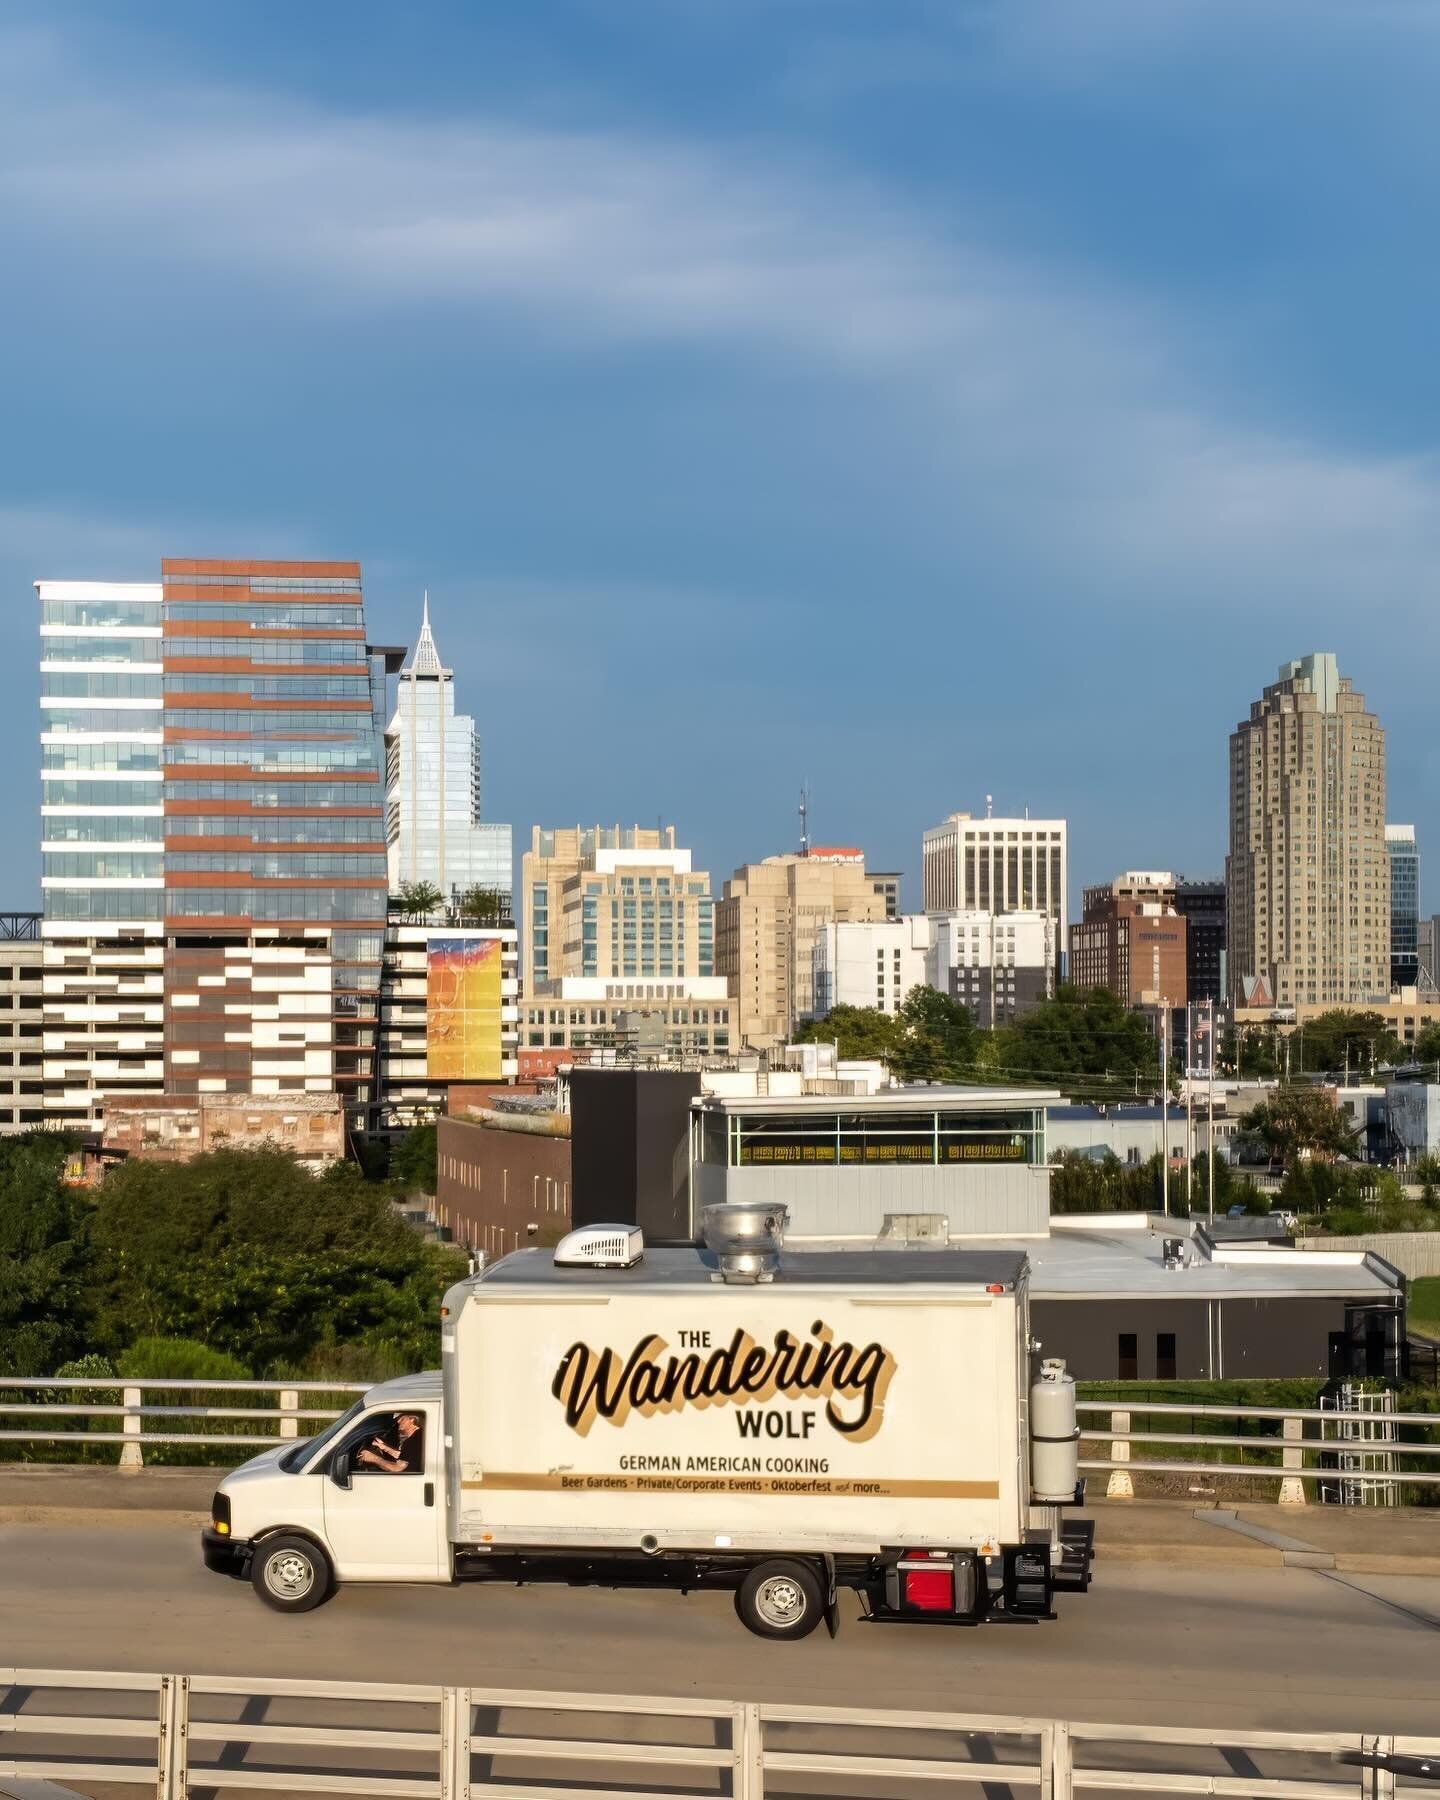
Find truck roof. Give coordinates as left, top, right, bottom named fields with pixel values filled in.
left=473, top=1244, right=1028, bottom=1293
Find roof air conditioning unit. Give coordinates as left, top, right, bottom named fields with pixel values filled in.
left=553, top=1224, right=644, bottom=1269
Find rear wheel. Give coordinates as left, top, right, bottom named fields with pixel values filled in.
left=734, top=1559, right=823, bottom=1641
left=251, top=1534, right=333, bottom=1613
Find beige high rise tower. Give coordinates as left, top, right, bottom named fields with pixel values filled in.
left=1227, top=653, right=1389, bottom=1008
left=716, top=849, right=885, bottom=1048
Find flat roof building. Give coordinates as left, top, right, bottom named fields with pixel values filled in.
left=716, top=850, right=884, bottom=1049
left=522, top=826, right=713, bottom=995
left=691, top=1085, right=1058, bottom=1238
left=0, top=915, right=43, bottom=1131
left=922, top=809, right=1068, bottom=947
left=38, top=560, right=391, bottom=1132
left=1068, top=872, right=1188, bottom=1007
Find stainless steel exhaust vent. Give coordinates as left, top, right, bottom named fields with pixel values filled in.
left=701, top=1202, right=789, bottom=1284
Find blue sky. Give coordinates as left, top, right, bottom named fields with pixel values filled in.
left=5, top=0, right=1440, bottom=913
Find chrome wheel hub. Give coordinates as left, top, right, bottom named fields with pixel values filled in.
left=264, top=1549, right=314, bottom=1600
left=755, top=1576, right=805, bottom=1627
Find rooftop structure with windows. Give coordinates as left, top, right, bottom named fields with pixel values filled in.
left=691, top=1085, right=1058, bottom=1237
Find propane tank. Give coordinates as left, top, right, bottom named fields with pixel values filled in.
left=1030, top=1358, right=1079, bottom=1502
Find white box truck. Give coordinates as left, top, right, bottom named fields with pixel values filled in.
left=202, top=1205, right=1092, bottom=1639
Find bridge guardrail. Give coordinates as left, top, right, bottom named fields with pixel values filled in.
left=3, top=1380, right=1439, bottom=1501
left=0, top=1377, right=367, bottom=1467
left=2, top=1669, right=1436, bottom=1799
left=1074, top=1398, right=1440, bottom=1501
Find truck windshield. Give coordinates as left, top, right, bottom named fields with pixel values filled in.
left=278, top=1399, right=366, bottom=1474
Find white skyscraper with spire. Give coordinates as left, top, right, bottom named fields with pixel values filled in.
left=385, top=595, right=512, bottom=904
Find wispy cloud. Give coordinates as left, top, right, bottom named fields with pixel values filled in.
left=3, top=22, right=1440, bottom=630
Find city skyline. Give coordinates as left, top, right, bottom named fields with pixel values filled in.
left=5, top=5, right=1440, bottom=914
left=25, top=577, right=1430, bottom=931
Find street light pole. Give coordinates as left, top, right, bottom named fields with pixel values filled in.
left=1207, top=998, right=1216, bottom=1224
left=1161, top=1006, right=1169, bottom=1219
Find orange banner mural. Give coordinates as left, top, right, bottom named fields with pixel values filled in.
left=427, top=937, right=503, bottom=1079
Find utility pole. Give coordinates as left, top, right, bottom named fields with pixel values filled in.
left=1207, top=999, right=1216, bottom=1224
left=1161, top=1007, right=1169, bottom=1218
left=1185, top=1002, right=1194, bottom=1216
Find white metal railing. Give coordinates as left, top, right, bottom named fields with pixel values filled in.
left=1074, top=1398, right=1440, bottom=1499
left=1, top=1671, right=1436, bottom=1799
left=3, top=1380, right=1440, bottom=1500
left=0, top=1377, right=366, bottom=1466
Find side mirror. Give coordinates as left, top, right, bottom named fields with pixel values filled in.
left=330, top=1451, right=353, bottom=1490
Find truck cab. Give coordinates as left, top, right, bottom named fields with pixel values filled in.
left=204, top=1373, right=451, bottom=1610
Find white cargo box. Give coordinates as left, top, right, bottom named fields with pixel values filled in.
left=443, top=1245, right=1033, bottom=1556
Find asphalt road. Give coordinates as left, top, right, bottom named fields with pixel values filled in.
left=2, top=1519, right=1437, bottom=1737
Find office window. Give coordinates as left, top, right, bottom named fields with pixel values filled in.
left=1156, top=1332, right=1177, bottom=1382
left=1117, top=1333, right=1138, bottom=1382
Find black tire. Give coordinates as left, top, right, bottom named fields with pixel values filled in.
left=734, top=1560, right=824, bottom=1641
left=250, top=1534, right=333, bottom=1613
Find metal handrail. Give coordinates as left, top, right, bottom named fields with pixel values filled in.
left=1076, top=1399, right=1440, bottom=1428
left=2, top=1379, right=1438, bottom=1495
left=1, top=1670, right=1436, bottom=1800
left=0, top=1377, right=369, bottom=1393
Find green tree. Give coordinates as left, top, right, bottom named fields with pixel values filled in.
left=86, top=1148, right=465, bottom=1373
left=456, top=885, right=508, bottom=924
left=1238, top=1088, right=1358, bottom=1171
left=1222, top=1023, right=1278, bottom=1079
left=889, top=987, right=976, bottom=1083
left=1049, top=1150, right=1173, bottom=1215
left=396, top=879, right=443, bottom=920
left=994, top=986, right=1163, bottom=1099
left=793, top=1004, right=902, bottom=1063
left=391, top=1122, right=438, bottom=1195
left=0, top=1131, right=87, bottom=1376
left=116, top=1337, right=253, bottom=1380
left=1293, top=1010, right=1400, bottom=1077
left=1412, top=1023, right=1440, bottom=1068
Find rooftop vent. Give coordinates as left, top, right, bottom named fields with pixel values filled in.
left=554, top=1224, right=644, bottom=1270
left=879, top=1212, right=950, bottom=1246
left=701, top=1202, right=789, bottom=1284
left=1162, top=1236, right=1186, bottom=1269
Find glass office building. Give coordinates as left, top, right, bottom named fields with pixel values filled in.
left=39, top=559, right=392, bottom=1129
left=385, top=597, right=512, bottom=906
left=1387, top=824, right=1419, bottom=991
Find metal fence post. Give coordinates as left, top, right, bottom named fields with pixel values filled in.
left=733, top=1701, right=764, bottom=1800
left=1050, top=1719, right=1072, bottom=1800
left=1279, top=1414, right=1307, bottom=1506
left=120, top=1384, right=144, bottom=1473
left=156, top=1673, right=188, bottom=1800
left=279, top=1387, right=300, bottom=1440
left=1106, top=1410, right=1134, bottom=1500
left=1361, top=1734, right=1396, bottom=1800
left=439, top=1685, right=470, bottom=1799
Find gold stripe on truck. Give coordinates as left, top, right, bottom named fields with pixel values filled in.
left=462, top=1473, right=1000, bottom=1498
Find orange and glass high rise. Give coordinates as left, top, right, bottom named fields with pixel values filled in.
left=39, top=557, right=394, bottom=1132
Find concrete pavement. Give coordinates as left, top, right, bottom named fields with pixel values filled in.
left=1, top=1515, right=1437, bottom=1736
left=5, top=1465, right=1440, bottom=1574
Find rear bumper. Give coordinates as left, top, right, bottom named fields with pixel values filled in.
left=201, top=1525, right=251, bottom=1579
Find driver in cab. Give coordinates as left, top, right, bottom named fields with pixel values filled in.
left=356, top=1411, right=424, bottom=1475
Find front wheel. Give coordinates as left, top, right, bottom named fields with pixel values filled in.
left=251, top=1534, right=333, bottom=1613
left=734, top=1560, right=823, bottom=1641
